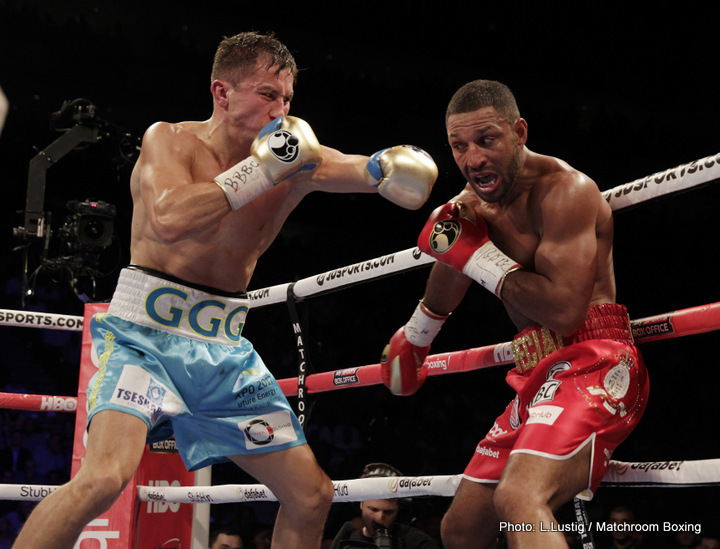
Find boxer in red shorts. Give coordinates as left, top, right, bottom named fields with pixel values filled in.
left=381, top=80, right=649, bottom=549
left=465, top=303, right=648, bottom=500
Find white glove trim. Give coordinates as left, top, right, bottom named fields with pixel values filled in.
left=405, top=301, right=448, bottom=347
left=462, top=241, right=521, bottom=297
left=213, top=157, right=273, bottom=210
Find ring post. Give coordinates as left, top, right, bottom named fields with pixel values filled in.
left=72, top=304, right=136, bottom=548
left=72, top=303, right=207, bottom=549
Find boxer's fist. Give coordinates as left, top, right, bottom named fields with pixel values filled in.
left=418, top=202, right=521, bottom=297
left=214, top=116, right=322, bottom=210
left=251, top=116, right=323, bottom=183
left=418, top=202, right=490, bottom=271
left=365, top=145, right=438, bottom=210
left=381, top=327, right=429, bottom=396
left=381, top=301, right=448, bottom=396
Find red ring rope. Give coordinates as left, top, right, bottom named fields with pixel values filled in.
left=278, top=300, right=720, bottom=396
left=2, top=300, right=718, bottom=411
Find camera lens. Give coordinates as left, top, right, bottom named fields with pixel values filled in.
left=83, top=219, right=105, bottom=241
left=78, top=216, right=113, bottom=247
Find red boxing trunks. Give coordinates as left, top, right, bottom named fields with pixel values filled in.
left=463, top=303, right=649, bottom=500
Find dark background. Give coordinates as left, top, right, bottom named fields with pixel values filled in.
left=0, top=1, right=719, bottom=545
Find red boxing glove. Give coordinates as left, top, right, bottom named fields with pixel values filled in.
left=381, top=301, right=448, bottom=396
left=418, top=202, right=521, bottom=297
left=381, top=327, right=429, bottom=396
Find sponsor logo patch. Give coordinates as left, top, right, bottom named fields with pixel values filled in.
left=333, top=368, right=360, bottom=386
left=238, top=410, right=298, bottom=450
left=604, top=364, right=630, bottom=399
left=110, top=365, right=183, bottom=425
left=526, top=404, right=564, bottom=426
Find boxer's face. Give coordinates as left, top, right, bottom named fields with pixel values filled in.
left=447, top=106, right=526, bottom=203
left=224, top=63, right=294, bottom=145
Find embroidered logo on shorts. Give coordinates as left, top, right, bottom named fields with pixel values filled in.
left=587, top=354, right=635, bottom=417
left=475, top=445, right=501, bottom=459
left=147, top=379, right=167, bottom=405
left=486, top=421, right=507, bottom=441
left=233, top=368, right=264, bottom=393
left=530, top=361, right=571, bottom=407
left=243, top=419, right=275, bottom=445
left=238, top=410, right=298, bottom=450
left=526, top=404, right=564, bottom=426
left=604, top=363, right=630, bottom=399
left=110, top=364, right=183, bottom=426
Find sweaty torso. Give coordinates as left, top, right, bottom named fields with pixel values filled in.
left=129, top=121, right=305, bottom=293
left=457, top=152, right=616, bottom=331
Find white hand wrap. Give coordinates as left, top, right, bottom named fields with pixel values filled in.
left=462, top=242, right=522, bottom=298
left=405, top=301, right=448, bottom=347
left=214, top=158, right=273, bottom=210
left=213, top=116, right=322, bottom=211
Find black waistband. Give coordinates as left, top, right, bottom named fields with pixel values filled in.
left=127, top=265, right=248, bottom=299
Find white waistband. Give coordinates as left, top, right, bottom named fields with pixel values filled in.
left=107, top=268, right=250, bottom=346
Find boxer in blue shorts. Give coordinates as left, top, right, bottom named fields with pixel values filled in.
left=87, top=266, right=306, bottom=471
left=13, top=32, right=437, bottom=549
left=381, top=80, right=649, bottom=549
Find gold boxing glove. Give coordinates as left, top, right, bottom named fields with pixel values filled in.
left=365, top=145, right=438, bottom=210
left=214, top=116, right=323, bottom=210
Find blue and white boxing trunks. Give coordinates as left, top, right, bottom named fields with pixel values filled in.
left=87, top=266, right=306, bottom=471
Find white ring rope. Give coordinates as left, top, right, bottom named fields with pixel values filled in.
left=251, top=150, right=720, bottom=308
left=0, top=308, right=84, bottom=331
left=0, top=475, right=462, bottom=503
left=2, top=151, right=719, bottom=325
left=2, top=458, right=720, bottom=503
left=601, top=151, right=720, bottom=211
left=2, top=152, right=720, bottom=505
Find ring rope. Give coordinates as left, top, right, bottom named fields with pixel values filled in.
left=600, top=150, right=720, bottom=211
left=1, top=153, right=719, bottom=509
left=0, top=298, right=718, bottom=503
left=1, top=300, right=718, bottom=408
left=253, top=151, right=720, bottom=308
left=0, top=308, right=84, bottom=331
left=1, top=299, right=717, bottom=411
left=279, top=300, right=720, bottom=395
left=0, top=392, right=77, bottom=412
left=2, top=151, right=718, bottom=326
left=2, top=457, right=720, bottom=504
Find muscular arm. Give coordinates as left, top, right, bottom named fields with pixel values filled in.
left=134, top=122, right=231, bottom=244
left=421, top=262, right=474, bottom=317
left=293, top=143, right=437, bottom=211
left=500, top=176, right=603, bottom=335
left=291, top=145, right=375, bottom=195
